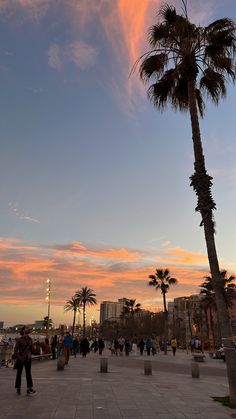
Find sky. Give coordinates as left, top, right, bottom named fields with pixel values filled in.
left=0, top=0, right=235, bottom=327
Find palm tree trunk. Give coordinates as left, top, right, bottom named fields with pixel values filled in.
left=188, top=80, right=236, bottom=405
left=163, top=292, right=168, bottom=355
left=83, top=303, right=86, bottom=337
left=209, top=307, right=216, bottom=349
left=72, top=310, right=76, bottom=338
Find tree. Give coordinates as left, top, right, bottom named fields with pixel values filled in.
left=64, top=297, right=80, bottom=337
left=148, top=268, right=178, bottom=353
left=138, top=2, right=236, bottom=404
left=121, top=299, right=141, bottom=337
left=200, top=270, right=236, bottom=348
left=74, top=287, right=97, bottom=337
left=122, top=299, right=141, bottom=317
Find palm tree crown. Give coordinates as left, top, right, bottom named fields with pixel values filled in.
left=64, top=296, right=80, bottom=337
left=122, top=299, right=141, bottom=317
left=75, top=287, right=97, bottom=336
left=149, top=268, right=178, bottom=313
left=139, top=4, right=235, bottom=116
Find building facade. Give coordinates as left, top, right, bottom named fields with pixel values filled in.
left=100, top=298, right=127, bottom=323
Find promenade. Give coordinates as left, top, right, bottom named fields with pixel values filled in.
left=0, top=349, right=233, bottom=419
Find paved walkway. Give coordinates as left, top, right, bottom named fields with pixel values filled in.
left=0, top=350, right=234, bottom=419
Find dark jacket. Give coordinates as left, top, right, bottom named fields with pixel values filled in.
left=14, top=335, right=33, bottom=362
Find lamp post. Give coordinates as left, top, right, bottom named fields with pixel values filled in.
left=46, top=279, right=51, bottom=338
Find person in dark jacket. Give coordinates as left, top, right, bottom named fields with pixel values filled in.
left=13, top=325, right=36, bottom=395
left=80, top=337, right=90, bottom=357
left=98, top=337, right=105, bottom=355
left=137, top=339, right=145, bottom=356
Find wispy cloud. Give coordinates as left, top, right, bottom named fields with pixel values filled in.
left=48, top=41, right=98, bottom=71
left=8, top=202, right=39, bottom=223
left=0, top=0, right=50, bottom=22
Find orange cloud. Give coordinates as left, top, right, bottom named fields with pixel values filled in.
left=0, top=237, right=235, bottom=325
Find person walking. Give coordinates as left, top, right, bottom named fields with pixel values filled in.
left=80, top=337, right=90, bottom=357
left=171, top=338, right=177, bottom=356
left=98, top=337, right=105, bottom=355
left=50, top=335, right=57, bottom=360
left=137, top=339, right=145, bottom=356
left=146, top=337, right=153, bottom=356
left=63, top=331, right=73, bottom=364
left=13, top=325, right=36, bottom=395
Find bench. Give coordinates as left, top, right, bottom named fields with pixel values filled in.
left=192, top=353, right=205, bottom=362
left=32, top=353, right=52, bottom=361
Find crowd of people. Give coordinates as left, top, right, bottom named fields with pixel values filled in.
left=108, top=336, right=178, bottom=357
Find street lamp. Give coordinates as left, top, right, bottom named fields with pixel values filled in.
left=46, top=279, right=51, bottom=338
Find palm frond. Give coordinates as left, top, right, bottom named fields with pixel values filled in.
left=200, top=68, right=226, bottom=103
left=139, top=53, right=167, bottom=82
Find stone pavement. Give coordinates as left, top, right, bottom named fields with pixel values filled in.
left=0, top=349, right=235, bottom=419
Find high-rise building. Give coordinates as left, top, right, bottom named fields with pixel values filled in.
left=100, top=298, right=127, bottom=323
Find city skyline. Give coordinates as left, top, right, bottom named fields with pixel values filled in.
left=0, top=0, right=235, bottom=326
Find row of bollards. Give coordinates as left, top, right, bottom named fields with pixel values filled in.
left=57, top=356, right=200, bottom=378
left=99, top=358, right=200, bottom=378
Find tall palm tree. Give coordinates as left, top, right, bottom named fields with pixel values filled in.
left=64, top=297, right=80, bottom=338
left=75, top=287, right=97, bottom=337
left=138, top=2, right=236, bottom=403
left=148, top=268, right=177, bottom=353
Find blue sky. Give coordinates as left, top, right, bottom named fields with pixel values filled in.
left=0, top=0, right=235, bottom=326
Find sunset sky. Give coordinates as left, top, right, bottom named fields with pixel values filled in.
left=0, top=0, right=235, bottom=327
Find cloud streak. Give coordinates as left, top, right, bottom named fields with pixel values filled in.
left=8, top=202, right=40, bottom=223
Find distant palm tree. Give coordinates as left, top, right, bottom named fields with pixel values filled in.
left=138, top=1, right=236, bottom=403
left=200, top=270, right=236, bottom=347
left=64, top=297, right=80, bottom=337
left=75, top=287, right=97, bottom=337
left=148, top=268, right=177, bottom=354
left=122, top=299, right=141, bottom=317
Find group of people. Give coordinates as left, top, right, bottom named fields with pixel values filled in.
left=108, top=336, right=178, bottom=357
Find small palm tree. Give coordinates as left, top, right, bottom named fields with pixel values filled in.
left=138, top=1, right=236, bottom=403
left=64, top=297, right=80, bottom=337
left=75, top=287, right=97, bottom=337
left=148, top=268, right=177, bottom=353
left=200, top=270, right=236, bottom=347
left=122, top=299, right=141, bottom=317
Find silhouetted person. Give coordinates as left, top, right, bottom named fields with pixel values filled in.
left=13, top=325, right=36, bottom=395
left=80, top=337, right=90, bottom=357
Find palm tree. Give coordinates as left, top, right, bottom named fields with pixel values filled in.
left=138, top=2, right=236, bottom=403
left=200, top=270, right=236, bottom=348
left=74, top=287, right=97, bottom=337
left=64, top=297, right=80, bottom=337
left=148, top=268, right=177, bottom=353
left=122, top=299, right=141, bottom=317
left=121, top=299, right=141, bottom=337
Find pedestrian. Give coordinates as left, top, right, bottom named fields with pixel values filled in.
left=80, top=337, right=90, bottom=357
left=98, top=337, right=105, bottom=355
left=171, top=337, right=177, bottom=356
left=137, top=339, right=145, bottom=356
left=124, top=339, right=131, bottom=356
left=72, top=336, right=80, bottom=358
left=63, top=331, right=73, bottom=364
left=13, top=325, right=36, bottom=396
left=146, top=337, right=153, bottom=356
left=50, top=335, right=57, bottom=359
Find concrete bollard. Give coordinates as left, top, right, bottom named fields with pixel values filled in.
left=191, top=362, right=199, bottom=378
left=144, top=360, right=152, bottom=375
left=100, top=357, right=108, bottom=373
left=57, top=355, right=65, bottom=371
